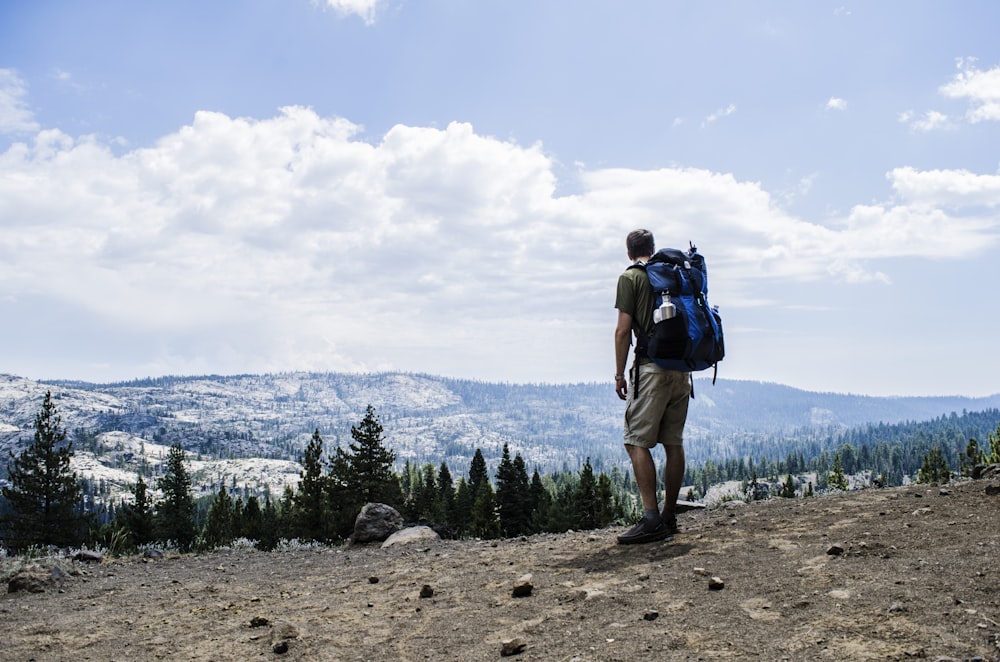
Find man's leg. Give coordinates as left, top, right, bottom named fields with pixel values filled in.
left=617, top=443, right=671, bottom=544
left=661, top=444, right=685, bottom=523
left=625, top=444, right=659, bottom=512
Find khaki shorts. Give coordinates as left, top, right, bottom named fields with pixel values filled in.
left=623, top=361, right=691, bottom=448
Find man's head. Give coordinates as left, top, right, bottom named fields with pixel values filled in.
left=626, top=229, right=655, bottom=261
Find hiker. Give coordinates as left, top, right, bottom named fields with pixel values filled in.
left=613, top=228, right=691, bottom=544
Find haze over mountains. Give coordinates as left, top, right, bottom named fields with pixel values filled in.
left=2, top=372, right=999, bottom=502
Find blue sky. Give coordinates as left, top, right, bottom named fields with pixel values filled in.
left=1, top=1, right=999, bottom=396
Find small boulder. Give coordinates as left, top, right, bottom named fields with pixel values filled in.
left=73, top=549, right=103, bottom=563
left=708, top=577, right=725, bottom=590
left=512, top=574, right=533, bottom=598
left=352, top=503, right=403, bottom=543
left=501, top=637, right=527, bottom=656
left=8, top=564, right=67, bottom=594
left=380, top=525, right=439, bottom=548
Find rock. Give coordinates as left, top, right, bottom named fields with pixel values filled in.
left=643, top=610, right=659, bottom=621
left=889, top=602, right=907, bottom=614
left=512, top=574, right=533, bottom=598
left=380, top=525, right=440, bottom=548
left=142, top=548, right=164, bottom=560
left=500, top=637, right=527, bottom=656
left=419, top=584, right=434, bottom=599
left=8, top=564, right=67, bottom=594
left=674, top=499, right=706, bottom=513
left=368, top=576, right=379, bottom=584
left=985, top=484, right=1000, bottom=496
left=826, top=543, right=846, bottom=556
left=708, top=577, right=725, bottom=590
left=270, top=620, right=299, bottom=654
left=973, top=464, right=1000, bottom=480
left=352, top=503, right=403, bottom=543
left=73, top=549, right=103, bottom=563
left=693, top=567, right=710, bottom=576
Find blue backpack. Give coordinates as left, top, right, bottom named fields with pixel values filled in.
left=628, top=243, right=725, bottom=381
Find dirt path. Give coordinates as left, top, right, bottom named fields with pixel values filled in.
left=4, top=479, right=999, bottom=661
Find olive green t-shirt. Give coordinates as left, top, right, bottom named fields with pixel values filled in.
left=615, top=265, right=655, bottom=342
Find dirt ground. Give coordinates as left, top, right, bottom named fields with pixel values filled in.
left=3, top=479, right=1000, bottom=662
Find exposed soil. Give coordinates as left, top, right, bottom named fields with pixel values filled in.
left=3, top=479, right=1000, bottom=661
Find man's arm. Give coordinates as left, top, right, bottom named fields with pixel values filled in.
left=614, top=309, right=633, bottom=401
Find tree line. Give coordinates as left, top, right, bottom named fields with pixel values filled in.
left=1, top=395, right=631, bottom=554
left=5, top=393, right=999, bottom=555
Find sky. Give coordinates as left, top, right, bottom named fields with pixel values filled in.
left=1, top=1, right=999, bottom=397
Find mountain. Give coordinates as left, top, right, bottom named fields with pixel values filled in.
left=2, top=372, right=999, bottom=502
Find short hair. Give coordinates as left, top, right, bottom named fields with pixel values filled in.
left=626, top=229, right=655, bottom=260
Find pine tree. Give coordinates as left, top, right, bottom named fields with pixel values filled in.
left=155, top=444, right=197, bottom=551
left=575, top=458, right=600, bottom=530
left=828, top=453, right=849, bottom=492
left=200, top=485, right=235, bottom=550
left=293, top=429, right=328, bottom=541
left=326, top=405, right=401, bottom=539
left=527, top=469, right=551, bottom=533
left=258, top=494, right=281, bottom=551
left=987, top=423, right=1000, bottom=464
left=241, top=494, right=263, bottom=543
left=917, top=446, right=951, bottom=484
left=453, top=478, right=473, bottom=535
left=347, top=405, right=400, bottom=505
left=118, top=474, right=155, bottom=549
left=2, top=391, right=86, bottom=550
left=780, top=474, right=797, bottom=498
left=468, top=448, right=489, bottom=501
left=437, top=462, right=456, bottom=527
left=595, top=472, right=618, bottom=527
left=470, top=481, right=499, bottom=539
left=495, top=444, right=531, bottom=537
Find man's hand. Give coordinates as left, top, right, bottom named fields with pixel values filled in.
left=614, top=309, right=633, bottom=401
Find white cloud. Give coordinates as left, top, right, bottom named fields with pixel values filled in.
left=1, top=107, right=996, bottom=380
left=888, top=166, right=1000, bottom=208
left=899, top=109, right=953, bottom=132
left=702, top=103, right=736, bottom=127
left=316, top=0, right=380, bottom=25
left=0, top=69, right=39, bottom=134
left=940, top=61, right=1000, bottom=122
left=826, top=97, right=847, bottom=111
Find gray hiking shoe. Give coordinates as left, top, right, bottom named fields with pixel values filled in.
left=616, top=516, right=672, bottom=545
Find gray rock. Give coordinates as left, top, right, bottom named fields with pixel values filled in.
left=827, top=543, right=846, bottom=556
left=512, top=574, right=533, bottom=598
left=352, top=503, right=403, bottom=543
left=380, top=525, right=439, bottom=548
left=973, top=464, right=1000, bottom=480
left=501, top=637, right=527, bottom=656
left=708, top=576, right=725, bottom=590
left=673, top=499, right=706, bottom=513
left=73, top=549, right=103, bottom=563
left=8, top=564, right=67, bottom=594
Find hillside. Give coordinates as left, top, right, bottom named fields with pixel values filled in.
left=2, top=372, right=1000, bottom=503
left=3, top=479, right=999, bottom=660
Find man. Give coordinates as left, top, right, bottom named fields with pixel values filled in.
left=613, top=228, right=691, bottom=544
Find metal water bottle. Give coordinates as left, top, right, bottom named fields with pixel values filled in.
left=653, top=295, right=676, bottom=323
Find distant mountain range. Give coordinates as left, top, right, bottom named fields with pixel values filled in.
left=2, top=372, right=999, bottom=501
